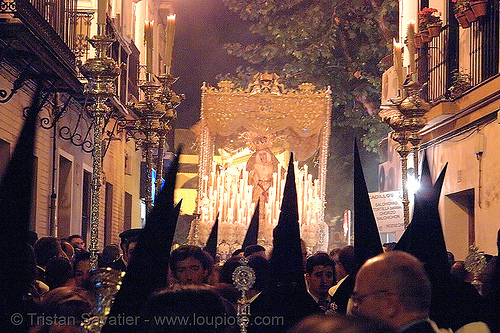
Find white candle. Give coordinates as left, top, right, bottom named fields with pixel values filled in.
left=97, top=0, right=106, bottom=26
left=406, top=21, right=417, bottom=76
left=145, top=20, right=154, bottom=73
left=243, top=170, right=248, bottom=187
left=393, top=39, right=404, bottom=93
left=165, top=14, right=176, bottom=73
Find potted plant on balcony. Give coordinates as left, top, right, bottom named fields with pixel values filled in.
left=414, top=34, right=424, bottom=48
left=448, top=69, right=472, bottom=99
left=419, top=8, right=443, bottom=38
left=470, top=0, right=488, bottom=18
left=453, top=0, right=476, bottom=28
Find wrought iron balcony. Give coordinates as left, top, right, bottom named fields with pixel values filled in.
left=1, top=0, right=140, bottom=106
left=427, top=0, right=499, bottom=102
left=0, top=0, right=82, bottom=93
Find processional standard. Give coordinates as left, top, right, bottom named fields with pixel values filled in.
left=190, top=73, right=332, bottom=257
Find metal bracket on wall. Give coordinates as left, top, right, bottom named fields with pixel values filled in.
left=0, top=69, right=38, bottom=104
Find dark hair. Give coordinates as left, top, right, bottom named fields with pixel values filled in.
left=329, top=248, right=341, bottom=258
left=450, top=261, right=468, bottom=282
left=34, top=237, right=62, bottom=267
left=289, top=314, right=397, bottom=333
left=73, top=250, right=91, bottom=275
left=338, top=245, right=355, bottom=275
left=383, top=242, right=397, bottom=252
left=244, top=244, right=266, bottom=257
left=219, top=257, right=242, bottom=284
left=447, top=251, right=455, bottom=270
left=118, top=229, right=141, bottom=254
left=41, top=286, right=94, bottom=328
left=247, top=255, right=270, bottom=291
left=231, top=248, right=244, bottom=257
left=169, top=245, right=214, bottom=279
left=305, top=252, right=334, bottom=275
left=67, top=235, right=83, bottom=243
left=45, top=257, right=73, bottom=290
left=142, top=286, right=233, bottom=332
left=102, top=244, right=121, bottom=264
left=28, top=230, right=38, bottom=247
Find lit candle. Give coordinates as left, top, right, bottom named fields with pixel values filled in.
left=97, top=0, right=106, bottom=27
left=144, top=20, right=154, bottom=73
left=406, top=21, right=417, bottom=76
left=393, top=39, right=404, bottom=93
left=165, top=14, right=176, bottom=74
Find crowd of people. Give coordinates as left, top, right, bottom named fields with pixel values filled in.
left=2, top=107, right=499, bottom=332
left=14, top=229, right=500, bottom=333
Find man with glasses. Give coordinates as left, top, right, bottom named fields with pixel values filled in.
left=351, top=251, right=438, bottom=333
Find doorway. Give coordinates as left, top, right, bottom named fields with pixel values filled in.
left=57, top=155, right=72, bottom=238
left=445, top=188, right=475, bottom=259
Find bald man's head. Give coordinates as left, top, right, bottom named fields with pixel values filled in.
left=352, top=251, right=431, bottom=329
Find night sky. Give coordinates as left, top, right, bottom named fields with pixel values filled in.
left=170, top=0, right=253, bottom=129
left=168, top=1, right=380, bottom=223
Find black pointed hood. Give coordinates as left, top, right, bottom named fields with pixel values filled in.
left=394, top=153, right=450, bottom=326
left=252, top=154, right=320, bottom=332
left=398, top=159, right=449, bottom=282
left=0, top=84, right=43, bottom=242
left=171, top=199, right=182, bottom=231
left=242, top=200, right=260, bottom=249
left=103, top=147, right=182, bottom=332
left=395, top=154, right=449, bottom=279
left=269, top=153, right=304, bottom=287
left=416, top=152, right=433, bottom=201
left=204, top=214, right=218, bottom=260
left=353, top=140, right=383, bottom=272
left=0, top=82, right=44, bottom=328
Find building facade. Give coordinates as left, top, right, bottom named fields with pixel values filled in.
left=0, top=0, right=176, bottom=248
left=382, top=0, right=500, bottom=258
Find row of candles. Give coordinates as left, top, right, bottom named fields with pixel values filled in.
left=197, top=159, right=325, bottom=254
left=393, top=22, right=418, bottom=94
left=145, top=14, right=176, bottom=74
left=144, top=14, right=175, bottom=74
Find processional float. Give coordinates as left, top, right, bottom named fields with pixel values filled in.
left=190, top=73, right=331, bottom=257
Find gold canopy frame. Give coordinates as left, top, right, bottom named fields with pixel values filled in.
left=193, top=73, right=332, bottom=256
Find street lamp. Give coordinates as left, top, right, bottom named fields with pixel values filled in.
left=79, top=32, right=121, bottom=269
left=380, top=77, right=430, bottom=228
left=153, top=70, right=184, bottom=197
left=124, top=70, right=183, bottom=213
left=126, top=77, right=162, bottom=214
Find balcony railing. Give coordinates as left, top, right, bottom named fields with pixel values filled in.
left=23, top=0, right=76, bottom=45
left=468, top=0, right=499, bottom=86
left=427, top=0, right=499, bottom=102
left=69, top=10, right=94, bottom=60
left=1, top=0, right=79, bottom=90
left=1, top=0, right=143, bottom=105
left=428, top=26, right=449, bottom=101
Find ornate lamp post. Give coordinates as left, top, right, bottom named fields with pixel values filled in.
left=127, top=78, right=162, bottom=214
left=121, top=70, right=183, bottom=213
left=153, top=71, right=184, bottom=196
left=380, top=78, right=430, bottom=228
left=79, top=27, right=120, bottom=269
left=379, top=21, right=432, bottom=229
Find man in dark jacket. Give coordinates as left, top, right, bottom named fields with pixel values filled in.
left=351, top=251, right=436, bottom=333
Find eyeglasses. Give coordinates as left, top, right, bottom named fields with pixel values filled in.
left=350, top=289, right=391, bottom=304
